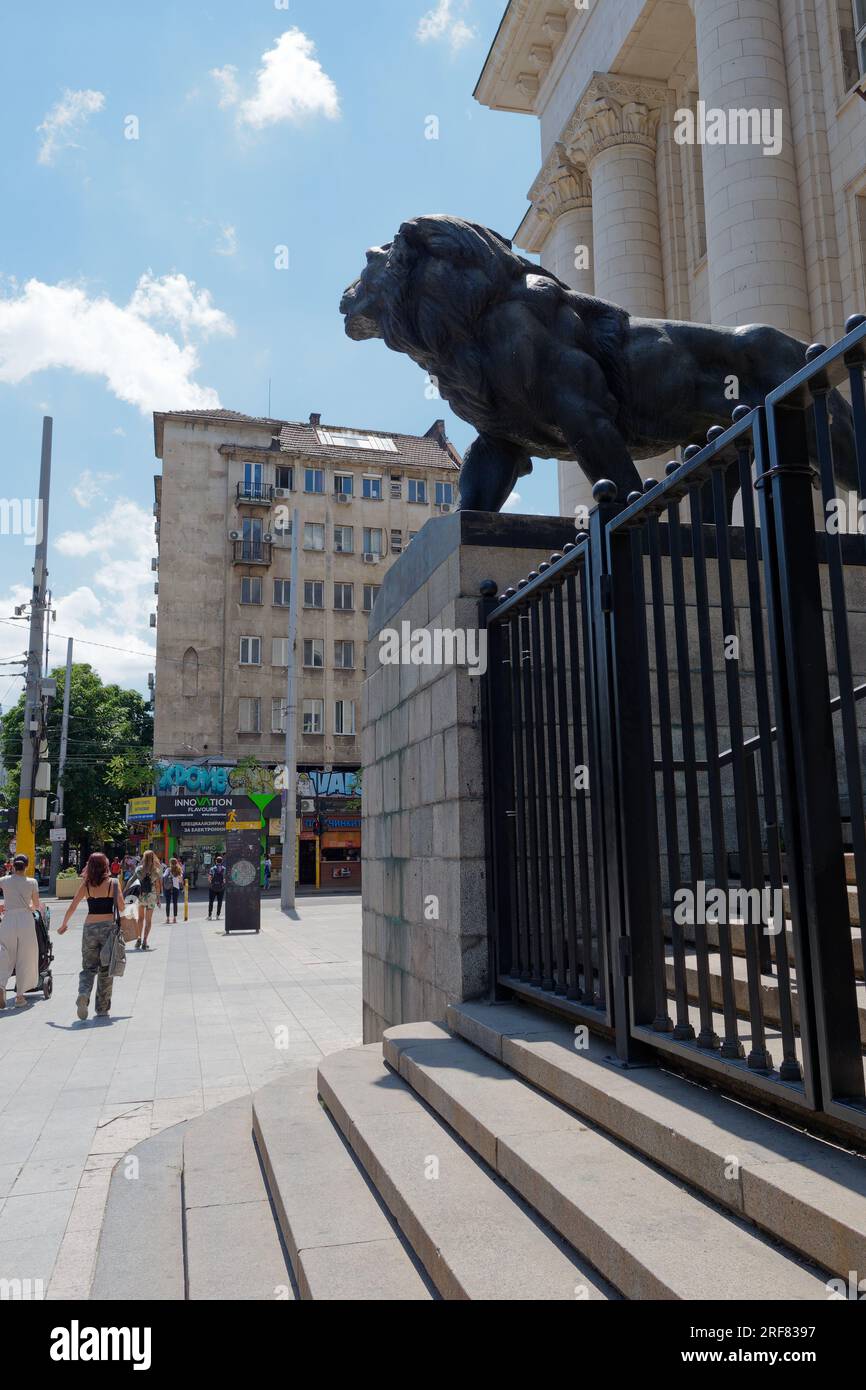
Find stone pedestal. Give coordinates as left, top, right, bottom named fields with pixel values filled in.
left=361, top=511, right=577, bottom=1043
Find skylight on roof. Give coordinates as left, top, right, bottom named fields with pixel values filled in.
left=316, top=428, right=398, bottom=453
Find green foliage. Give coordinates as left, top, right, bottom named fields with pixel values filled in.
left=0, top=663, right=154, bottom=849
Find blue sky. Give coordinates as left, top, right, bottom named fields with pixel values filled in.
left=0, top=0, right=553, bottom=705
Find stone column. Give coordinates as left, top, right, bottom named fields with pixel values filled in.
left=568, top=75, right=668, bottom=317
left=690, top=0, right=810, bottom=336
left=516, top=149, right=596, bottom=522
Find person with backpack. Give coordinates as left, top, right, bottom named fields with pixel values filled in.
left=134, top=849, right=161, bottom=950
left=208, top=856, right=226, bottom=920
left=163, top=857, right=183, bottom=924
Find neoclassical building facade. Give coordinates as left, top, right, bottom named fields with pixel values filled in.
left=476, top=0, right=866, bottom=518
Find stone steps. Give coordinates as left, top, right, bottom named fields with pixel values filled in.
left=382, top=1021, right=831, bottom=1300
left=317, top=1043, right=616, bottom=1300
left=665, top=947, right=866, bottom=1047
left=669, top=918, right=864, bottom=979
left=446, top=1000, right=866, bottom=1282
left=252, top=1067, right=433, bottom=1300
left=92, top=1097, right=295, bottom=1302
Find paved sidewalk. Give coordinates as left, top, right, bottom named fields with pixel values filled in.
left=0, top=895, right=362, bottom=1300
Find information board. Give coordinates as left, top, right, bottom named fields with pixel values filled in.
left=224, top=829, right=261, bottom=934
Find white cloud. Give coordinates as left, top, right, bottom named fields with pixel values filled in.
left=70, top=468, right=119, bottom=508
left=214, top=224, right=238, bottom=257
left=215, top=29, right=340, bottom=128
left=112, top=426, right=126, bottom=437
left=0, top=579, right=154, bottom=694
left=0, top=272, right=234, bottom=414
left=503, top=491, right=521, bottom=511
left=37, top=88, right=106, bottom=166
left=417, top=1, right=476, bottom=51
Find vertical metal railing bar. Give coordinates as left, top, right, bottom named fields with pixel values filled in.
left=553, top=577, right=581, bottom=1000
left=667, top=487, right=718, bottom=1048
left=529, top=593, right=555, bottom=990
left=811, top=381, right=866, bottom=941
left=736, top=430, right=801, bottom=1079
left=541, top=582, right=567, bottom=993
left=575, top=561, right=599, bottom=1002
left=519, top=602, right=543, bottom=986
left=647, top=504, right=693, bottom=1039
left=709, top=454, right=772, bottom=1071
left=499, top=619, right=521, bottom=979
left=687, top=477, right=744, bottom=1059
left=508, top=612, right=531, bottom=981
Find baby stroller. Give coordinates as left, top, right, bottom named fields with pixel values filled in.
left=17, top=905, right=54, bottom=1000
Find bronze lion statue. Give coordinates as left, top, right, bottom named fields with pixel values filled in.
left=340, top=214, right=855, bottom=513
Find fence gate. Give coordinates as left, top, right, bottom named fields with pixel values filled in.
left=481, top=314, right=866, bottom=1144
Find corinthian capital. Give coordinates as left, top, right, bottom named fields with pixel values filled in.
left=566, top=73, right=667, bottom=165
left=532, top=146, right=592, bottom=221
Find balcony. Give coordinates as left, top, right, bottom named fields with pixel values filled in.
left=232, top=540, right=273, bottom=566
left=236, top=483, right=275, bottom=505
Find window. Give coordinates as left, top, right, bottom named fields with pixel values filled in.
left=390, top=473, right=403, bottom=499
left=363, top=527, right=383, bottom=556
left=435, top=481, right=454, bottom=506
left=271, top=697, right=287, bottom=734
left=273, top=579, right=291, bottom=607
left=304, top=522, right=325, bottom=551
left=408, top=477, right=427, bottom=504
left=240, top=577, right=262, bottom=605
left=362, top=475, right=382, bottom=501
left=239, top=636, right=261, bottom=666
left=363, top=583, right=380, bottom=612
left=334, top=582, right=354, bottom=611
left=334, top=473, right=354, bottom=497
left=238, top=697, right=261, bottom=734
left=242, top=461, right=264, bottom=499
left=317, top=429, right=398, bottom=452
left=273, top=510, right=292, bottom=538
left=275, top=465, right=293, bottom=491
left=272, top=637, right=290, bottom=667
left=304, top=638, right=324, bottom=668
left=334, top=525, right=354, bottom=554
left=334, top=700, right=356, bottom=736
left=335, top=639, right=355, bottom=669
left=303, top=699, right=324, bottom=735
left=305, top=467, right=324, bottom=494
left=857, top=0, right=866, bottom=74
left=391, top=529, right=403, bottom=555
left=304, top=580, right=324, bottom=609
left=240, top=516, right=264, bottom=561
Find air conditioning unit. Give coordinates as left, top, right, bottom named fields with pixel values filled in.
left=149, top=613, right=157, bottom=628
left=438, top=504, right=452, bottom=514
left=300, top=798, right=315, bottom=813
left=154, top=582, right=159, bottom=596
left=274, top=488, right=288, bottom=499
left=229, top=530, right=241, bottom=541
left=335, top=493, right=351, bottom=504
left=264, top=534, right=273, bottom=543
left=363, top=552, right=378, bottom=564
left=151, top=558, right=158, bottom=572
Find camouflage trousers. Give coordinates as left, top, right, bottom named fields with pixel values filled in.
left=79, top=922, right=114, bottom=1014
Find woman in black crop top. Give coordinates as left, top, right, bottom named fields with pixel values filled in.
left=59, top=852, right=127, bottom=1021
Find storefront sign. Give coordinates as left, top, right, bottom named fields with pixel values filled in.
left=127, top=796, right=157, bottom=822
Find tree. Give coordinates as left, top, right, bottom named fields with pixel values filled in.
left=0, top=663, right=154, bottom=857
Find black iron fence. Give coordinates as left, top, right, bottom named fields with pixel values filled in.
left=481, top=313, right=866, bottom=1143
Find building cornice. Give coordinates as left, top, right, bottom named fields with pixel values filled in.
left=475, top=1, right=572, bottom=113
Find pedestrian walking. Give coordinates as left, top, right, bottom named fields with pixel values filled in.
left=163, top=858, right=183, bottom=923
left=263, top=855, right=272, bottom=891
left=207, top=856, right=226, bottom=920
left=0, top=854, right=42, bottom=1009
left=134, top=849, right=161, bottom=950
left=110, top=854, right=121, bottom=877
left=57, top=851, right=126, bottom=1020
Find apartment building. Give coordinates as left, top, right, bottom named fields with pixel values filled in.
left=476, top=0, right=866, bottom=520
left=150, top=408, right=461, bottom=883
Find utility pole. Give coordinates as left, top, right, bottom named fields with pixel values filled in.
left=16, top=418, right=52, bottom=871
left=48, top=637, right=73, bottom=893
left=280, top=507, right=300, bottom=913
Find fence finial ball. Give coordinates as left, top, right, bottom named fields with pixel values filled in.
left=538, top=561, right=550, bottom=573
left=503, top=587, right=517, bottom=599
left=479, top=579, right=498, bottom=597
left=707, top=425, right=725, bottom=443
left=549, top=553, right=563, bottom=565
left=846, top=313, right=866, bottom=334
left=627, top=490, right=643, bottom=505
left=665, top=459, right=679, bottom=476
left=592, top=479, right=618, bottom=504
left=805, top=342, right=826, bottom=362
left=683, top=444, right=702, bottom=461
left=563, top=542, right=575, bottom=552
left=732, top=404, right=751, bottom=422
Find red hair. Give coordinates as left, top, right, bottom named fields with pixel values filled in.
left=83, top=852, right=110, bottom=889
